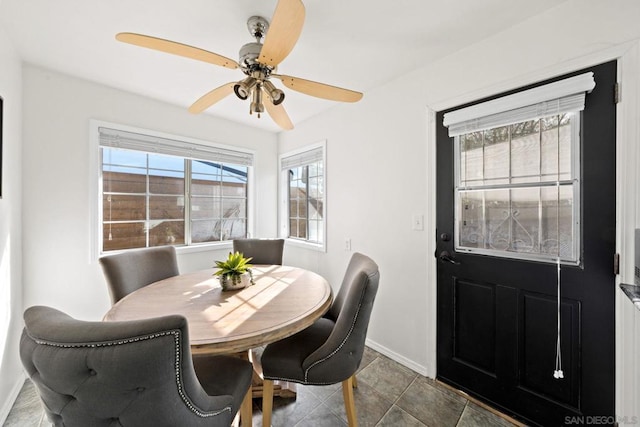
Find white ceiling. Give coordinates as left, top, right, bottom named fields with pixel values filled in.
left=0, top=0, right=566, bottom=132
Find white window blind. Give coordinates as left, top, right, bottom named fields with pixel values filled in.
left=443, top=72, right=596, bottom=137
left=99, top=127, right=254, bottom=166
left=281, top=146, right=323, bottom=170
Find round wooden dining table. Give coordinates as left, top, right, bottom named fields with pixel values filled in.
left=103, top=264, right=333, bottom=356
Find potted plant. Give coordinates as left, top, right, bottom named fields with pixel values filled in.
left=214, top=251, right=255, bottom=291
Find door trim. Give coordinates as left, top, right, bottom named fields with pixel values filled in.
left=425, top=41, right=640, bottom=418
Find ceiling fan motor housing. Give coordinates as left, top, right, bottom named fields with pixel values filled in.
left=239, top=42, right=264, bottom=72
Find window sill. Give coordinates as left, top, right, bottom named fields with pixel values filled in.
left=100, top=242, right=233, bottom=258
left=285, top=238, right=326, bottom=253
left=175, top=242, right=233, bottom=254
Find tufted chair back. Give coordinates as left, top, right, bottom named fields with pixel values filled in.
left=99, top=245, right=179, bottom=304
left=302, top=252, right=379, bottom=384
left=232, top=238, right=285, bottom=265
left=20, top=306, right=248, bottom=427
left=260, top=252, right=380, bottom=427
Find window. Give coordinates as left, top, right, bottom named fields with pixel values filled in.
left=99, top=126, right=252, bottom=252
left=280, top=143, right=325, bottom=248
left=443, top=73, right=595, bottom=264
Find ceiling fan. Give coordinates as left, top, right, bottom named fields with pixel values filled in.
left=115, top=0, right=363, bottom=130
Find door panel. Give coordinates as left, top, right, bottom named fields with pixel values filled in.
left=519, top=292, right=579, bottom=407
left=453, top=279, right=496, bottom=374
left=436, top=61, right=616, bottom=426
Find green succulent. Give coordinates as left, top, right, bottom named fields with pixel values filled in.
left=214, top=251, right=253, bottom=277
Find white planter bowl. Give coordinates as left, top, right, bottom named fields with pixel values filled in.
left=219, top=272, right=253, bottom=291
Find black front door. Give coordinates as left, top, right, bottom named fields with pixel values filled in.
left=436, top=62, right=616, bottom=426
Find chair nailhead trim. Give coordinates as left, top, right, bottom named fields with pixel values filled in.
left=301, top=271, right=378, bottom=382
left=33, top=330, right=231, bottom=418
left=303, top=299, right=362, bottom=382
left=266, top=274, right=378, bottom=384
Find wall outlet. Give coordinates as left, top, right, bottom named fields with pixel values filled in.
left=345, top=238, right=352, bottom=251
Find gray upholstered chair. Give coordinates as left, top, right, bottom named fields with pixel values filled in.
left=232, top=238, right=284, bottom=265
left=260, top=252, right=380, bottom=427
left=99, top=246, right=179, bottom=304
left=20, top=305, right=253, bottom=427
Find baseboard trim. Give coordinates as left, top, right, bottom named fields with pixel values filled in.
left=0, top=372, right=26, bottom=424
left=365, top=338, right=430, bottom=377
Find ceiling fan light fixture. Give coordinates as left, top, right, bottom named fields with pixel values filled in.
left=234, top=76, right=257, bottom=100
left=263, top=80, right=285, bottom=105
left=250, top=84, right=265, bottom=117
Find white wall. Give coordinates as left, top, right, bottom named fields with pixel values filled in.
left=21, top=65, right=278, bottom=320
left=279, top=68, right=432, bottom=374
left=0, top=23, right=23, bottom=423
left=280, top=83, right=432, bottom=373
left=279, top=0, right=640, bottom=418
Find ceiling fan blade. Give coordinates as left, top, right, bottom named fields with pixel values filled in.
left=189, top=82, right=236, bottom=114
left=116, top=32, right=239, bottom=70
left=264, top=91, right=294, bottom=130
left=272, top=74, right=363, bottom=103
left=258, top=0, right=305, bottom=67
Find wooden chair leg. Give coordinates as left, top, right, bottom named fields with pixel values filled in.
left=342, top=375, right=358, bottom=427
left=262, top=379, right=274, bottom=427
left=352, top=375, right=358, bottom=388
left=240, top=385, right=253, bottom=427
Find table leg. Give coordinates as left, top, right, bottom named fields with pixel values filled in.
left=248, top=347, right=296, bottom=398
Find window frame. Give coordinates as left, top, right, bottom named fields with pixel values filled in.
left=90, top=120, right=255, bottom=258
left=278, top=141, right=327, bottom=252
left=453, top=114, right=582, bottom=265
left=442, top=73, right=595, bottom=266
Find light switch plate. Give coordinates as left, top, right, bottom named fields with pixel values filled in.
left=412, top=214, right=424, bottom=231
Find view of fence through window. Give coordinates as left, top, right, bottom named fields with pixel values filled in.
left=456, top=113, right=579, bottom=262
left=288, top=161, right=324, bottom=243
left=102, top=148, right=248, bottom=252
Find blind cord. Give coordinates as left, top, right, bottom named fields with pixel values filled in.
left=553, top=177, right=564, bottom=380
left=553, top=257, right=564, bottom=379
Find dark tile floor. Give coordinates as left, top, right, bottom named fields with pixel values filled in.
left=4, top=347, right=521, bottom=426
